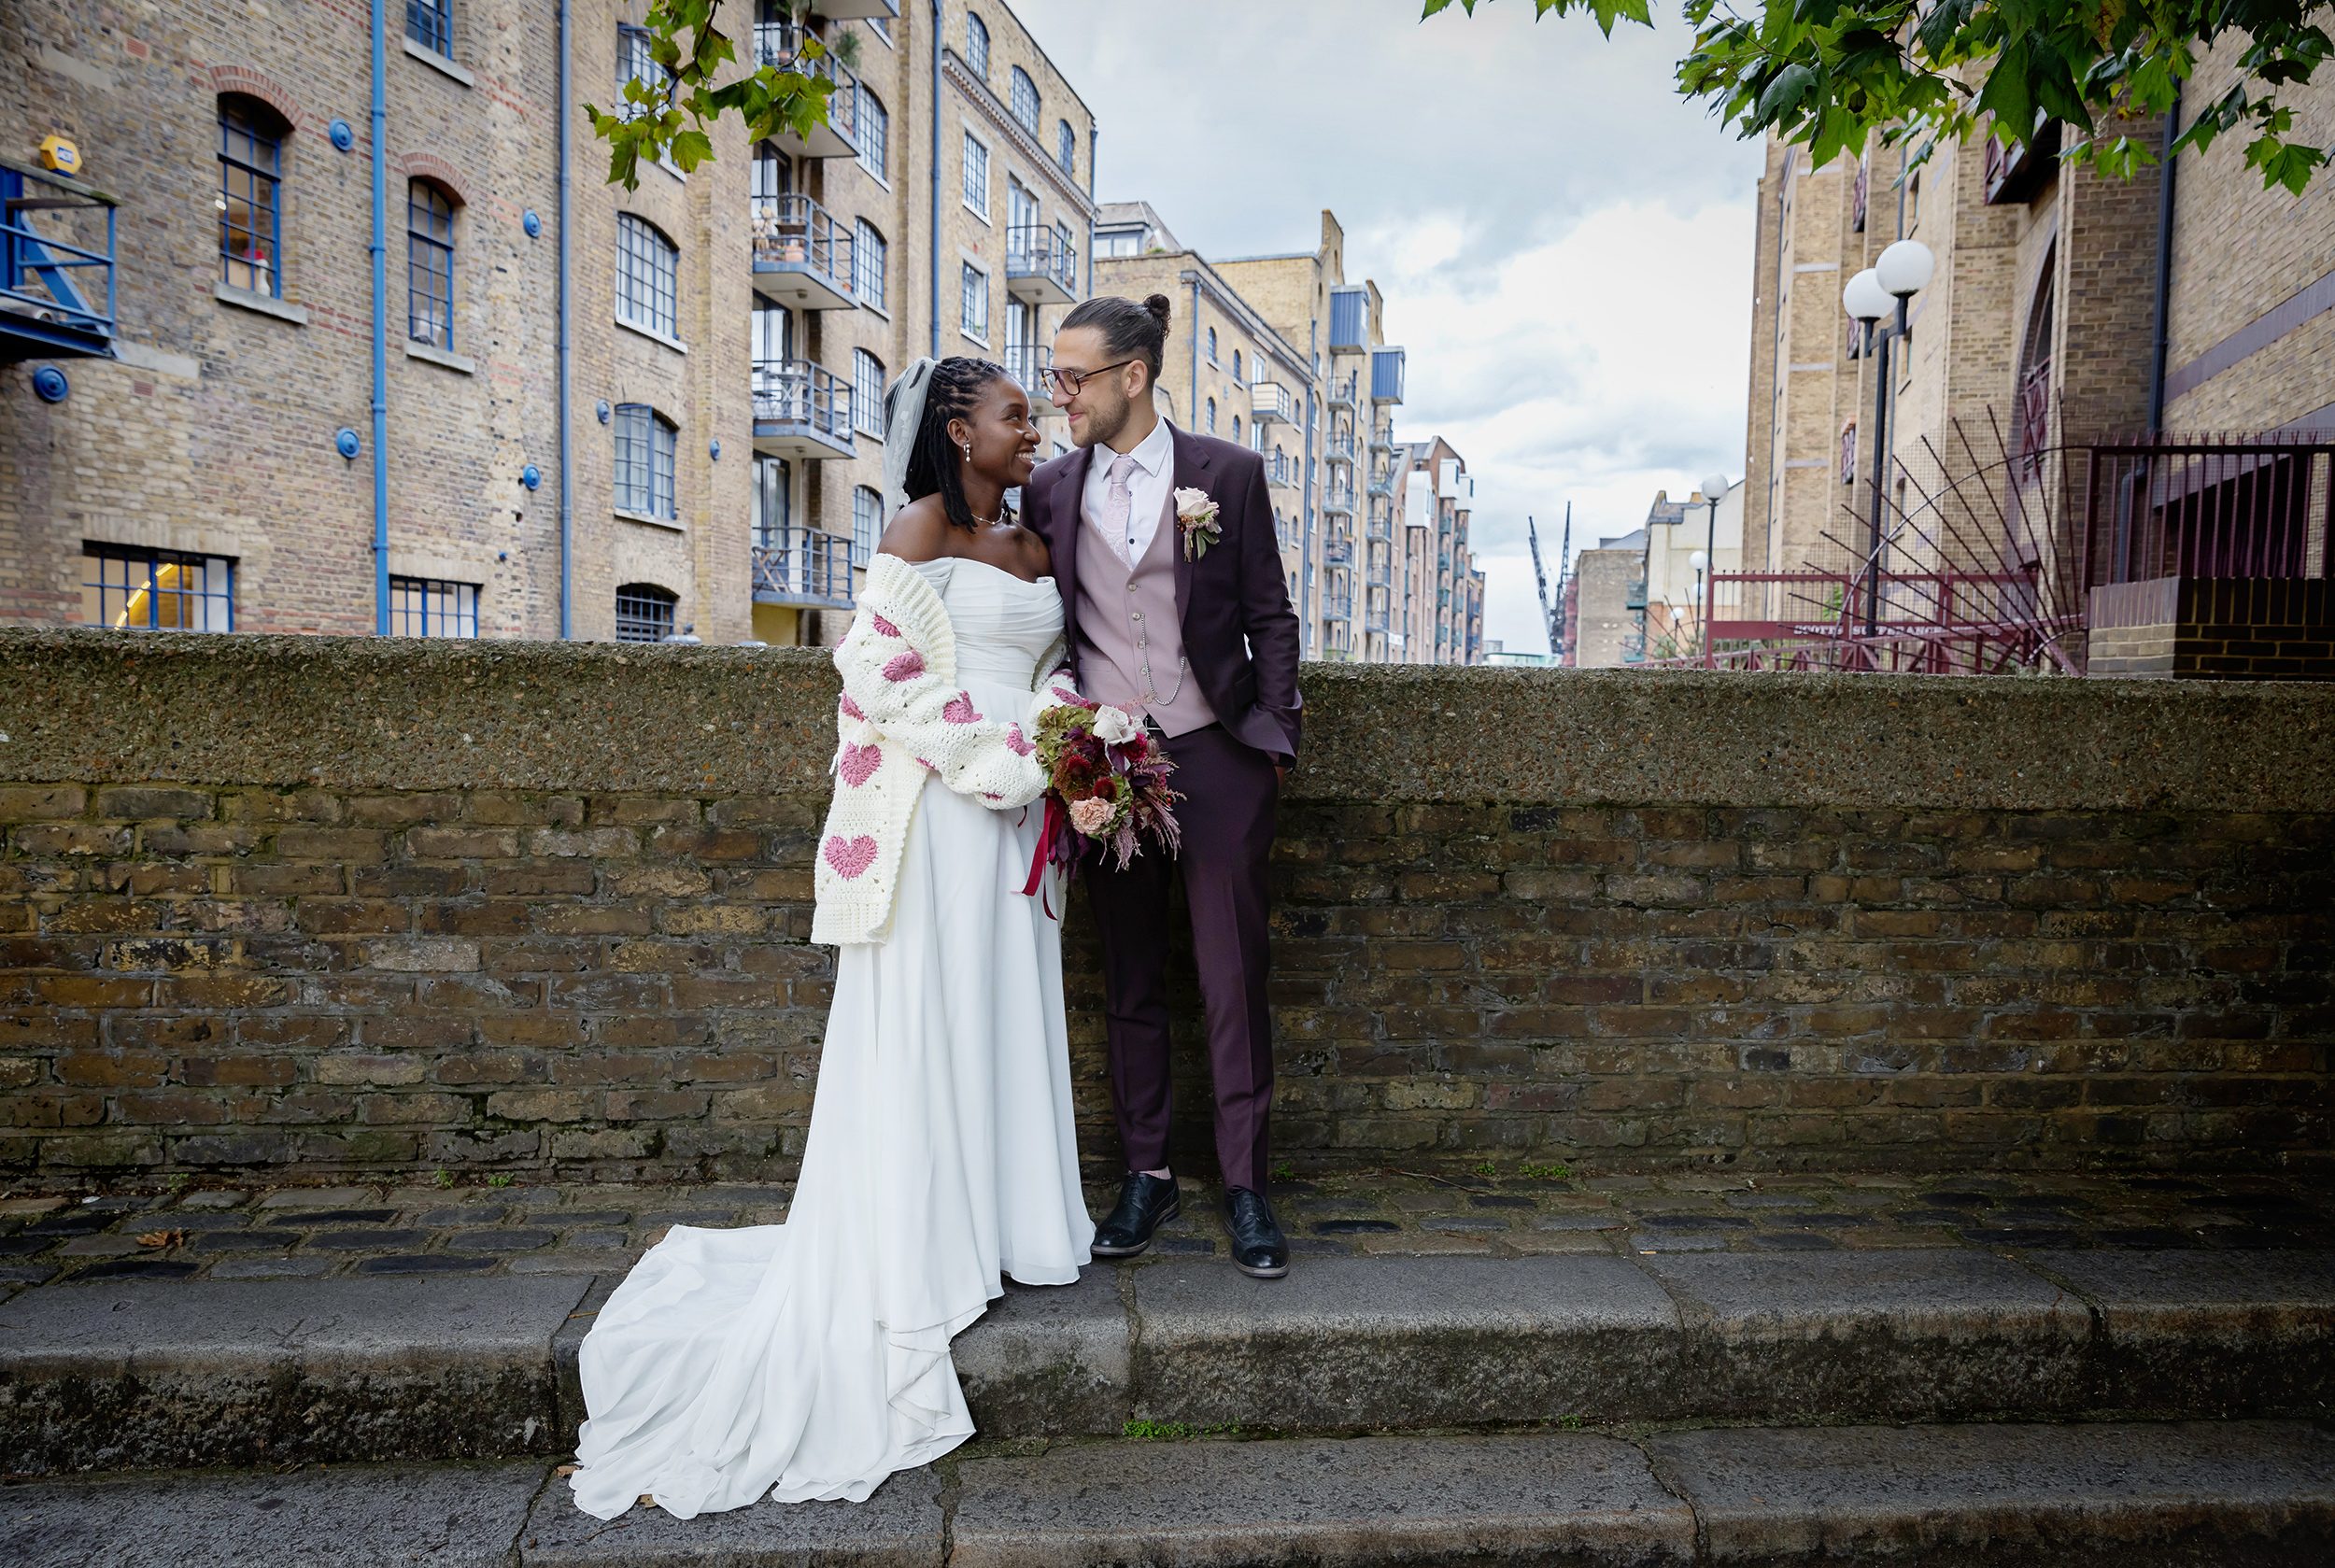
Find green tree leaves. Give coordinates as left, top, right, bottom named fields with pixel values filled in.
left=1426, top=0, right=2335, bottom=194
left=587, top=0, right=836, bottom=192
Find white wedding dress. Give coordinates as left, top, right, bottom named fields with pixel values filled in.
left=569, top=558, right=1094, bottom=1519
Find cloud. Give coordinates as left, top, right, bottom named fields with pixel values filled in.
left=1007, top=0, right=1767, bottom=654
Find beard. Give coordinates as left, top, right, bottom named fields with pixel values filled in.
left=1073, top=392, right=1131, bottom=449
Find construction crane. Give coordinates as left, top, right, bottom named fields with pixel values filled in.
left=1528, top=503, right=1570, bottom=661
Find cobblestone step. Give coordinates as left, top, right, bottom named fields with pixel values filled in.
left=8, top=1420, right=2334, bottom=1566
left=5, top=1247, right=2331, bottom=1476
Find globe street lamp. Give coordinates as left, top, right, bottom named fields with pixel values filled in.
left=1697, top=473, right=1729, bottom=664
left=1842, top=238, right=1933, bottom=643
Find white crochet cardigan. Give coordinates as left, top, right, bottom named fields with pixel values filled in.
left=811, top=553, right=1077, bottom=946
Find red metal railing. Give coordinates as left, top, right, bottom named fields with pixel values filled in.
left=2079, top=436, right=2334, bottom=588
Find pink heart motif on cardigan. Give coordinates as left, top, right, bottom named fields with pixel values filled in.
left=823, top=834, right=879, bottom=880
left=1005, top=723, right=1033, bottom=756
left=839, top=692, right=866, bottom=722
left=882, top=650, right=925, bottom=682
left=870, top=613, right=902, bottom=638
left=838, top=742, right=883, bottom=787
left=942, top=693, right=981, bottom=725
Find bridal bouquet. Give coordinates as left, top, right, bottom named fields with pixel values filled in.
left=1030, top=696, right=1182, bottom=874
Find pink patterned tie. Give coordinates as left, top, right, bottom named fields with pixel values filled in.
left=1101, top=452, right=1139, bottom=565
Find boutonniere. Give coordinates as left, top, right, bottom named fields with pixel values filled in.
left=1174, top=487, right=1222, bottom=561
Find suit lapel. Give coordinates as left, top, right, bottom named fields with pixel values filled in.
left=1050, top=445, right=1094, bottom=653
left=1168, top=422, right=1213, bottom=627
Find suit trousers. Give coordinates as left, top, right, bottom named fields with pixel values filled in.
left=1082, top=722, right=1279, bottom=1194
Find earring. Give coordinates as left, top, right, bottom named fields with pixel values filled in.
left=958, top=440, right=972, bottom=460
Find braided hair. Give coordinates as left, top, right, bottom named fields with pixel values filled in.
left=894, top=355, right=1010, bottom=531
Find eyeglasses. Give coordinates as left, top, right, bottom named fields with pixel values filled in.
left=1043, top=359, right=1137, bottom=399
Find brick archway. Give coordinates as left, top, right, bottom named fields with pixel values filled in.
left=204, top=64, right=305, bottom=133
left=393, top=151, right=473, bottom=208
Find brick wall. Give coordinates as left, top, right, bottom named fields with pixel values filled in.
left=4, top=631, right=2331, bottom=1185
left=2089, top=577, right=2335, bottom=679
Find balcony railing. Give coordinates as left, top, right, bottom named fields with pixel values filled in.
left=1263, top=451, right=1297, bottom=488
left=1368, top=422, right=1394, bottom=452
left=751, top=359, right=855, bottom=459
left=750, top=192, right=855, bottom=311
left=1365, top=604, right=1389, bottom=634
left=2, top=159, right=118, bottom=360
left=1624, top=577, right=1648, bottom=610
left=1323, top=589, right=1352, bottom=623
left=1323, top=538, right=1352, bottom=567
left=1366, top=497, right=1394, bottom=539
left=1366, top=558, right=1390, bottom=588
left=753, top=24, right=861, bottom=159
left=1251, top=380, right=1296, bottom=426
left=1367, top=460, right=1397, bottom=497
left=1323, top=483, right=1355, bottom=516
left=1326, top=373, right=1357, bottom=410
left=752, top=527, right=859, bottom=608
left=1000, top=342, right=1057, bottom=408
left=1325, top=432, right=1357, bottom=467
left=1005, top=224, right=1077, bottom=305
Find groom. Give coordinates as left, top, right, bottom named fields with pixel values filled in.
left=1026, top=292, right=1304, bottom=1280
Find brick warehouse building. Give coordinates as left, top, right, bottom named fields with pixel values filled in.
left=1738, top=37, right=2335, bottom=678
left=1, top=1, right=1093, bottom=649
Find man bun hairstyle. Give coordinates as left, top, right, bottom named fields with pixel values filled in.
left=1061, top=292, right=1169, bottom=387
left=894, top=355, right=1008, bottom=531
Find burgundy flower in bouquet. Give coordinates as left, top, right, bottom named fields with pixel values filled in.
left=1026, top=693, right=1181, bottom=880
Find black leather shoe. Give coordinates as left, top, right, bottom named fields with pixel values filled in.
left=1221, top=1187, right=1289, bottom=1279
left=1091, top=1172, right=1180, bottom=1257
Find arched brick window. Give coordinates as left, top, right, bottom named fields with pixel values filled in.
left=218, top=95, right=289, bottom=296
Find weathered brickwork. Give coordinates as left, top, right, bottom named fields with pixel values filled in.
left=4, top=631, right=2330, bottom=1185
left=2090, top=577, right=2335, bottom=680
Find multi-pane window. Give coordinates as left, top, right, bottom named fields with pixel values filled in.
left=615, top=584, right=677, bottom=643
left=406, top=181, right=454, bottom=349
left=853, top=485, right=883, bottom=561
left=81, top=544, right=234, bottom=632
left=1232, top=349, right=1242, bottom=383
left=1206, top=397, right=1217, bottom=433
left=1057, top=120, right=1076, bottom=177
left=853, top=219, right=886, bottom=311
left=1206, top=327, right=1218, bottom=363
left=960, top=261, right=988, bottom=341
left=1052, top=219, right=1077, bottom=284
left=616, top=23, right=668, bottom=116
left=389, top=575, right=479, bottom=638
left=856, top=86, right=888, bottom=182
left=406, top=0, right=452, bottom=55
left=616, top=214, right=679, bottom=339
left=614, top=403, right=677, bottom=519
left=966, top=12, right=989, bottom=76
left=852, top=348, right=885, bottom=439
left=753, top=456, right=791, bottom=548
left=218, top=99, right=284, bottom=296
left=961, top=133, right=988, bottom=218
left=1009, top=67, right=1040, bottom=134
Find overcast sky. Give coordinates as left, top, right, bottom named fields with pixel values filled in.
left=1011, top=0, right=1766, bottom=656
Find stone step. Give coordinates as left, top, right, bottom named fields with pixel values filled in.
left=8, top=1421, right=2335, bottom=1566
left=5, top=1249, right=2332, bottom=1473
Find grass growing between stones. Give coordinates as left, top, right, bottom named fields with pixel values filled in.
left=1124, top=1420, right=1243, bottom=1441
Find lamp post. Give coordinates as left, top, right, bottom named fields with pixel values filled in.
left=1698, top=472, right=1729, bottom=665
left=1688, top=548, right=1707, bottom=662
left=1842, top=239, right=1934, bottom=646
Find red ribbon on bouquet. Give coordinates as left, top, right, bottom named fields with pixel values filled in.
left=1019, top=795, right=1064, bottom=921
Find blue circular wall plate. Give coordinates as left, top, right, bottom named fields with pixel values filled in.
left=30, top=366, right=69, bottom=403
left=329, top=120, right=355, bottom=152
left=596, top=400, right=611, bottom=424
left=334, top=427, right=361, bottom=459
left=709, top=438, right=721, bottom=460
left=523, top=209, right=542, bottom=238
left=521, top=463, right=543, bottom=490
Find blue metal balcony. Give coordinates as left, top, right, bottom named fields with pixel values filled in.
left=1365, top=604, right=1389, bottom=635
left=1325, top=432, right=1356, bottom=467
left=1329, top=286, right=1367, bottom=352
left=755, top=25, right=861, bottom=160
left=752, top=359, right=855, bottom=459
left=2, top=160, right=118, bottom=361
left=1001, top=343, right=1058, bottom=409
left=1326, top=373, right=1357, bottom=411
left=1006, top=224, right=1077, bottom=306
left=1323, top=483, right=1355, bottom=516
left=753, top=527, right=859, bottom=608
left=1370, top=347, right=1406, bottom=405
left=751, top=192, right=856, bottom=311
left=1366, top=497, right=1394, bottom=539
left=1624, top=577, right=1648, bottom=610
left=1263, top=450, right=1297, bottom=489
left=1323, top=537, right=1352, bottom=567
left=1368, top=422, right=1394, bottom=452
left=1367, top=459, right=1397, bottom=498
left=1323, top=589, right=1352, bottom=623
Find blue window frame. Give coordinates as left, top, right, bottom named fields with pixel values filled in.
left=218, top=99, right=283, bottom=297
left=856, top=86, right=888, bottom=182
left=1056, top=120, right=1075, bottom=177
left=853, top=485, right=883, bottom=560
left=1010, top=67, right=1040, bottom=134
left=966, top=12, right=989, bottom=77
left=616, top=213, right=678, bottom=339
left=854, top=219, right=886, bottom=311
left=1232, top=349, right=1242, bottom=382
left=1206, top=326, right=1218, bottom=364
left=389, top=575, right=478, bottom=637
left=405, top=0, right=452, bottom=56
left=960, top=261, right=988, bottom=340
left=753, top=457, right=791, bottom=548
left=615, top=583, right=677, bottom=643
left=852, top=348, right=885, bottom=438
left=81, top=544, right=234, bottom=631
left=614, top=403, right=677, bottom=519
left=406, top=181, right=454, bottom=348
left=961, top=133, right=988, bottom=218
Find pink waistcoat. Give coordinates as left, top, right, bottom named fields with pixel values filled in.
left=1076, top=487, right=1221, bottom=737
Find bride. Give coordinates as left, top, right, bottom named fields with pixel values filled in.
left=568, top=356, right=1098, bottom=1519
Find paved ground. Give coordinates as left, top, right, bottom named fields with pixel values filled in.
left=4, top=1164, right=2330, bottom=1298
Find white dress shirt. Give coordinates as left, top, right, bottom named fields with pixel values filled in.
left=1079, top=415, right=1177, bottom=566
